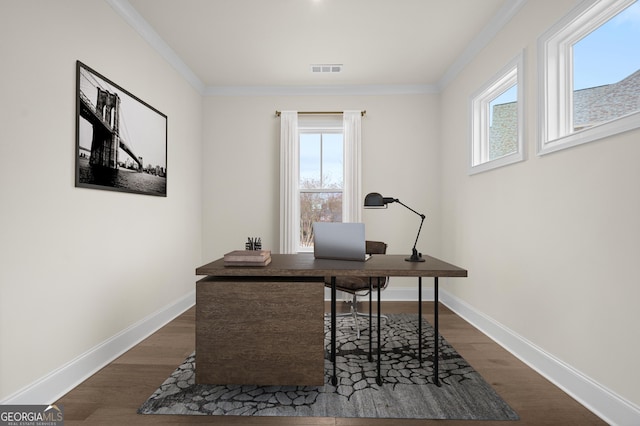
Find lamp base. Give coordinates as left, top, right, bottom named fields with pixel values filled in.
left=405, top=249, right=425, bottom=262
left=405, top=256, right=426, bottom=262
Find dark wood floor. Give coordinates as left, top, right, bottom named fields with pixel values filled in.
left=56, top=302, right=606, bottom=425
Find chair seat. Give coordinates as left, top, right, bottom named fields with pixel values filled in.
left=323, top=240, right=389, bottom=339
left=324, top=240, right=389, bottom=294
left=326, top=276, right=387, bottom=293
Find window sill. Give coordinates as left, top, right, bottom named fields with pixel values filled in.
left=538, top=111, right=640, bottom=156
left=468, top=151, right=525, bottom=175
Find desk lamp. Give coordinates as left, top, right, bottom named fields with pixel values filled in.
left=364, top=192, right=426, bottom=262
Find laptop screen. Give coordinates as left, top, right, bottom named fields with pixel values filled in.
left=312, top=222, right=368, bottom=261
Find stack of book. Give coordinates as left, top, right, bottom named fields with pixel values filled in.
left=223, top=250, right=272, bottom=267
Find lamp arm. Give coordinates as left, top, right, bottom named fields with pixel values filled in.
left=412, top=214, right=425, bottom=252
left=394, top=199, right=426, bottom=219
left=393, top=199, right=427, bottom=262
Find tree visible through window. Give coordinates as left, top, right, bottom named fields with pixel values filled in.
left=299, top=131, right=343, bottom=249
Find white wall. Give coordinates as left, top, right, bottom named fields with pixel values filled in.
left=440, top=0, right=640, bottom=410
left=202, top=93, right=441, bottom=291
left=0, top=0, right=202, bottom=401
left=3, top=0, right=638, bottom=420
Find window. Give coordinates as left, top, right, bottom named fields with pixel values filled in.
left=469, top=52, right=524, bottom=175
left=299, top=130, right=343, bottom=250
left=538, top=0, right=640, bottom=155
left=279, top=111, right=362, bottom=254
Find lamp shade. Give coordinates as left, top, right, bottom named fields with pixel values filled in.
left=364, top=192, right=396, bottom=208
left=364, top=192, right=385, bottom=207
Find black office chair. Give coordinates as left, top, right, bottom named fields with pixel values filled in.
left=325, top=240, right=389, bottom=338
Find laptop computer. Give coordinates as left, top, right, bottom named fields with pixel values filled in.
left=313, top=222, right=370, bottom=261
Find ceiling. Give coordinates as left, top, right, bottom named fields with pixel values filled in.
left=115, top=0, right=522, bottom=94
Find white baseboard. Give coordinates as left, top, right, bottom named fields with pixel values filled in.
left=0, top=290, right=195, bottom=405
left=439, top=289, right=640, bottom=426
left=6, top=286, right=637, bottom=425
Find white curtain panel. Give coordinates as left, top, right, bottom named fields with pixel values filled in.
left=343, top=111, right=363, bottom=223
left=279, top=111, right=299, bottom=254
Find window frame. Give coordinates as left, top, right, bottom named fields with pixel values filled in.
left=469, top=52, right=525, bottom=175
left=537, top=0, right=640, bottom=155
left=280, top=112, right=361, bottom=254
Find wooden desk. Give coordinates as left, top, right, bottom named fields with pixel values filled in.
left=196, top=253, right=467, bottom=386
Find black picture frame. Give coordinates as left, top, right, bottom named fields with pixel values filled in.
left=75, top=61, right=167, bottom=197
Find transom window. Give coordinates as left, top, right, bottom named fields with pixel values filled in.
left=573, top=1, right=640, bottom=131
left=469, top=52, right=524, bottom=175
left=538, top=0, right=640, bottom=154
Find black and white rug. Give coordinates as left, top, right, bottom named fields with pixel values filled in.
left=138, top=314, right=518, bottom=420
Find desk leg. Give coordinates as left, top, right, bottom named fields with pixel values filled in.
left=331, top=276, right=337, bottom=386
left=376, top=277, right=383, bottom=386
left=368, top=277, right=373, bottom=362
left=418, top=276, right=422, bottom=365
left=434, top=277, right=440, bottom=387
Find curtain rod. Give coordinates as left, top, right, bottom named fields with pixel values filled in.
left=275, top=110, right=366, bottom=117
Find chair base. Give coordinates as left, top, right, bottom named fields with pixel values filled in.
left=335, top=298, right=388, bottom=339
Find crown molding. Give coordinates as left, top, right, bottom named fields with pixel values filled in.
left=107, top=0, right=526, bottom=97
left=436, top=0, right=528, bottom=91
left=105, top=0, right=206, bottom=94
left=204, top=84, right=438, bottom=97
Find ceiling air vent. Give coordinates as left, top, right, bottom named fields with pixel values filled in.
left=311, top=64, right=343, bottom=74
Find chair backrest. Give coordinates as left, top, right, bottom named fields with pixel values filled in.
left=327, top=240, right=389, bottom=290
left=365, top=240, right=387, bottom=255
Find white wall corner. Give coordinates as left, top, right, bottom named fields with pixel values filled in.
left=440, top=289, right=640, bottom=426
left=0, top=291, right=195, bottom=405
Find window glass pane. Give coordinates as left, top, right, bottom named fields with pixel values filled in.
left=322, top=133, right=343, bottom=188
left=489, top=84, right=518, bottom=160
left=300, top=133, right=321, bottom=188
left=573, top=1, right=640, bottom=131
left=299, top=192, right=343, bottom=248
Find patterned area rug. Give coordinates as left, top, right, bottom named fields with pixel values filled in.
left=138, top=314, right=518, bottom=420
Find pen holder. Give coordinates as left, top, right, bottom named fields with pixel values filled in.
left=245, top=237, right=262, bottom=251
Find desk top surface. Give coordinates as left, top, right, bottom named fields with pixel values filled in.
left=196, top=253, right=467, bottom=278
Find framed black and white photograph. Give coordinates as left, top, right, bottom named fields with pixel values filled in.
left=75, top=60, right=167, bottom=197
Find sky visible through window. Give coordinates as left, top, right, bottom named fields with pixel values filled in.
left=299, top=132, right=343, bottom=188
left=490, top=84, right=517, bottom=126
left=573, top=1, right=640, bottom=90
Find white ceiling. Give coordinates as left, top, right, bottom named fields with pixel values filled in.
left=112, top=0, right=525, bottom=94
